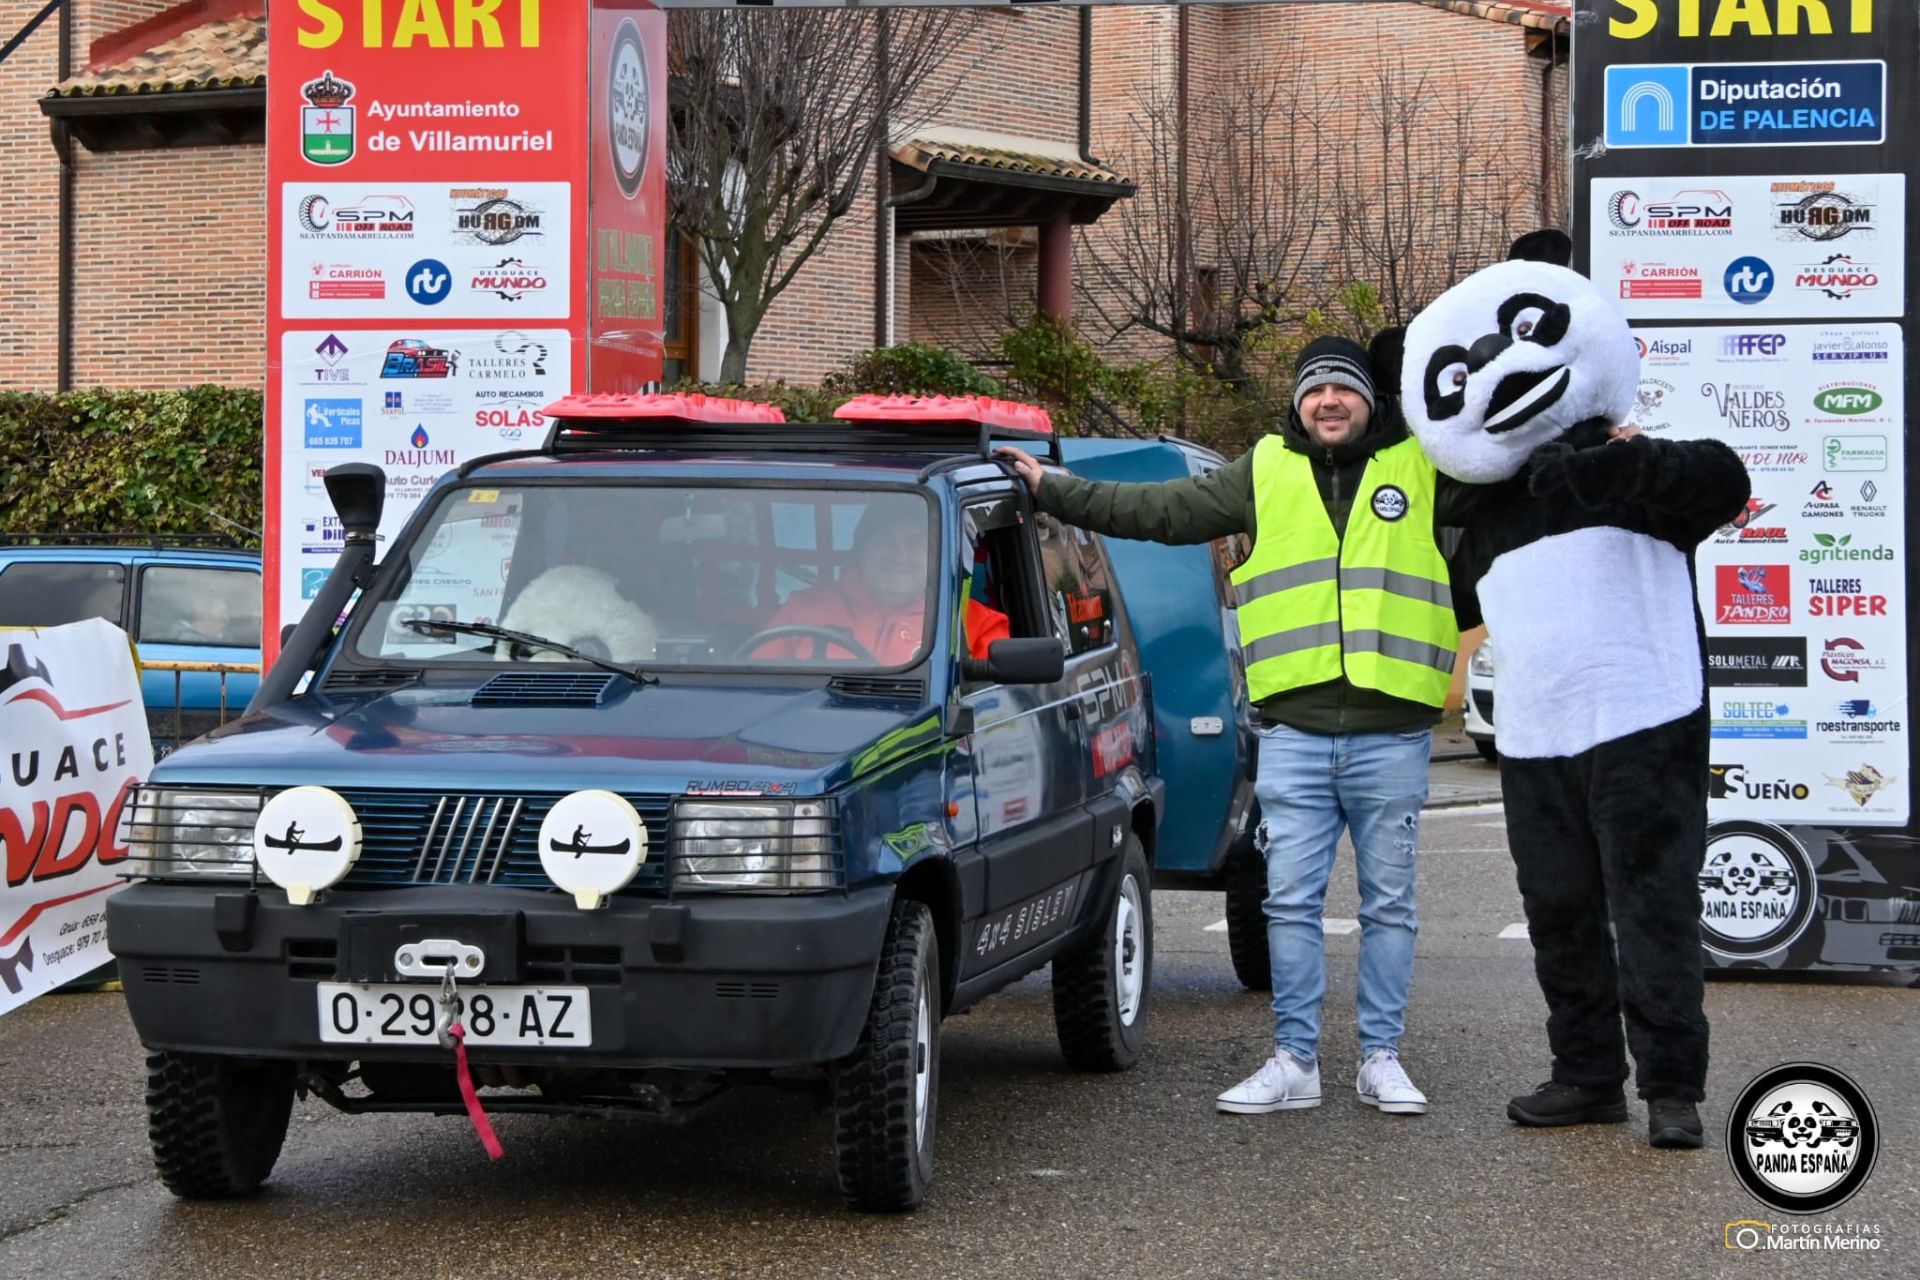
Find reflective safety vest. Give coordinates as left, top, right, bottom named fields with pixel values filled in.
left=1229, top=434, right=1458, bottom=707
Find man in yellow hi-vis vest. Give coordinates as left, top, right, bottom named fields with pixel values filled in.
left=1002, top=337, right=1474, bottom=1118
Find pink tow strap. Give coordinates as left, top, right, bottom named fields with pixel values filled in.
left=447, top=1022, right=505, bottom=1160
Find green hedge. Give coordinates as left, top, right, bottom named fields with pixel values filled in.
left=0, top=387, right=264, bottom=544
left=0, top=347, right=1001, bottom=540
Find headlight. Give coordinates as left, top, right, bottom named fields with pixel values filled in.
left=671, top=799, right=839, bottom=891
left=1469, top=645, right=1495, bottom=677
left=121, top=787, right=260, bottom=880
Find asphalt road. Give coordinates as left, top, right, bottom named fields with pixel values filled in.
left=0, top=776, right=1913, bottom=1280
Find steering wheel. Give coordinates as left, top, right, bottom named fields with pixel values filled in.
left=733, top=624, right=879, bottom=665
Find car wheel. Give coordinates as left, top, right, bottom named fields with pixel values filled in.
left=1475, top=738, right=1498, bottom=764
left=1052, top=833, right=1152, bottom=1071
left=146, top=1051, right=295, bottom=1199
left=833, top=899, right=939, bottom=1212
left=1223, top=840, right=1272, bottom=992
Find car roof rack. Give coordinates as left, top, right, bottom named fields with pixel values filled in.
left=0, top=532, right=249, bottom=549
left=540, top=392, right=1061, bottom=464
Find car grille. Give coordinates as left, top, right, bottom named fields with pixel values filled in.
left=1471, top=690, right=1495, bottom=722
left=335, top=789, right=672, bottom=890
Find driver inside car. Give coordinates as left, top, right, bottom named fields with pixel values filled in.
left=758, top=501, right=1008, bottom=665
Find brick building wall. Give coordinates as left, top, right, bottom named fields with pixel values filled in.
left=68, top=144, right=265, bottom=388
left=745, top=8, right=1083, bottom=386
left=2, top=2, right=1566, bottom=395
left=0, top=0, right=65, bottom=387
left=1, top=0, right=262, bottom=392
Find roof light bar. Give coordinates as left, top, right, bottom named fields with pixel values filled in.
left=542, top=392, right=788, bottom=424
left=832, top=394, right=1054, bottom=438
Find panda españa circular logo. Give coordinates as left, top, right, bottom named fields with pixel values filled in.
left=1697, top=822, right=1817, bottom=959
left=1370, top=485, right=1410, bottom=522
left=607, top=20, right=650, bottom=198
left=1729, top=1063, right=1877, bottom=1214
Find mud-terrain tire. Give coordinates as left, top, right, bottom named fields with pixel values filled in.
left=1053, top=834, right=1152, bottom=1071
left=1224, top=837, right=1272, bottom=992
left=146, top=1051, right=295, bottom=1198
left=833, top=900, right=940, bottom=1212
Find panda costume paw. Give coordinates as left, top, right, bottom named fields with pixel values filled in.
left=1400, top=233, right=1750, bottom=1112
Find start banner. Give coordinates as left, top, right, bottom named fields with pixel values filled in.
left=265, top=1, right=668, bottom=661
left=0, top=621, right=152, bottom=1015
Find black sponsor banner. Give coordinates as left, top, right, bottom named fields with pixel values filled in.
left=1707, top=636, right=1808, bottom=687
left=1575, top=1, right=1918, bottom=972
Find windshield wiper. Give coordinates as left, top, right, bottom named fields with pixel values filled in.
left=402, top=619, right=658, bottom=685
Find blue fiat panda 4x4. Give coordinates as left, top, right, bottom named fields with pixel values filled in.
left=108, top=395, right=1161, bottom=1212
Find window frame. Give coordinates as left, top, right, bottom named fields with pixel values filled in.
left=0, top=559, right=130, bottom=630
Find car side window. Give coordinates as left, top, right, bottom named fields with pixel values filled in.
left=1034, top=513, right=1116, bottom=656
left=137, top=566, right=262, bottom=647
left=0, top=562, right=128, bottom=628
left=963, top=497, right=1047, bottom=642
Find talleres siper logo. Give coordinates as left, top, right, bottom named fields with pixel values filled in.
left=1727, top=1063, right=1878, bottom=1220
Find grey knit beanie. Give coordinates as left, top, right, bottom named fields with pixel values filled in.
left=1292, top=336, right=1377, bottom=416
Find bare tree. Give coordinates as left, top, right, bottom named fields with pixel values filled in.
left=1078, top=51, right=1333, bottom=393
left=1330, top=52, right=1536, bottom=327
left=668, top=9, right=975, bottom=383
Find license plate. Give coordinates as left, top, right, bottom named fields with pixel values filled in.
left=316, top=983, right=592, bottom=1047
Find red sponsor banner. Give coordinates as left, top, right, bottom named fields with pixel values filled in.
left=265, top=1, right=664, bottom=660
left=589, top=3, right=670, bottom=391
left=1716, top=563, right=1793, bottom=626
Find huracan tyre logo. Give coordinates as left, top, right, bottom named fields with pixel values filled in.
left=301, top=71, right=356, bottom=166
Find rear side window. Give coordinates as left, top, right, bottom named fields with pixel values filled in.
left=0, top=562, right=127, bottom=628
left=1035, top=513, right=1116, bottom=657
left=137, top=566, right=262, bottom=647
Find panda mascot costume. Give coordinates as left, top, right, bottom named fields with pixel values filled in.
left=1398, top=232, right=1749, bottom=1148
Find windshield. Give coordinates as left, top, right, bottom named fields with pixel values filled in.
left=351, top=482, right=936, bottom=672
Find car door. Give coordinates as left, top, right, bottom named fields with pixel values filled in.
left=132, top=561, right=262, bottom=752
left=955, top=494, right=1094, bottom=982
left=1036, top=516, right=1151, bottom=818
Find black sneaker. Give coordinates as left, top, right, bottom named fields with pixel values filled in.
left=1506, top=1080, right=1629, bottom=1127
left=1649, top=1098, right=1705, bottom=1149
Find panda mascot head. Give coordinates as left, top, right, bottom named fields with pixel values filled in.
left=1397, top=230, right=1639, bottom=483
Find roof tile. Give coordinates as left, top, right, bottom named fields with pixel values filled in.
left=49, top=15, right=265, bottom=99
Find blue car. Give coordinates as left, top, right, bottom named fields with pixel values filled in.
left=1059, top=438, right=1266, bottom=988
left=0, top=537, right=261, bottom=753
left=108, top=396, right=1163, bottom=1212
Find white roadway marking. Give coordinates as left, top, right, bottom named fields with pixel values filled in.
left=1498, top=922, right=1531, bottom=940
left=1203, top=917, right=1361, bottom=935
left=1434, top=802, right=1508, bottom=818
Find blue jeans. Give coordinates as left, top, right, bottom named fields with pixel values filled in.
left=1254, top=724, right=1431, bottom=1065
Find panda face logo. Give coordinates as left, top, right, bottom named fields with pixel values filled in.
left=1402, top=260, right=1640, bottom=482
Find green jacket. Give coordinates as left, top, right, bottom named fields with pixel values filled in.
left=1035, top=406, right=1477, bottom=735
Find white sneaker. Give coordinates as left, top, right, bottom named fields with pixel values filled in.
left=1216, top=1051, right=1322, bottom=1114
left=1355, top=1050, right=1429, bottom=1115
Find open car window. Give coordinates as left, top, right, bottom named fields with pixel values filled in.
left=350, top=483, right=935, bottom=672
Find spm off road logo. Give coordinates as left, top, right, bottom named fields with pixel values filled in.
left=1729, top=1063, right=1878, bottom=1216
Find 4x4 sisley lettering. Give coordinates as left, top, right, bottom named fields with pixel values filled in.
left=107, top=395, right=1162, bottom=1214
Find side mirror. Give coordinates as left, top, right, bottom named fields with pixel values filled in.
left=279, top=623, right=298, bottom=649
left=962, top=637, right=1065, bottom=686
left=324, top=463, right=386, bottom=540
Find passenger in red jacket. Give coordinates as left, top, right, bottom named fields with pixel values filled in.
left=759, top=501, right=1007, bottom=665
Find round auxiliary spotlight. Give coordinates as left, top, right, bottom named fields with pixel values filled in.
left=253, top=786, right=363, bottom=905
left=537, top=790, right=649, bottom=909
